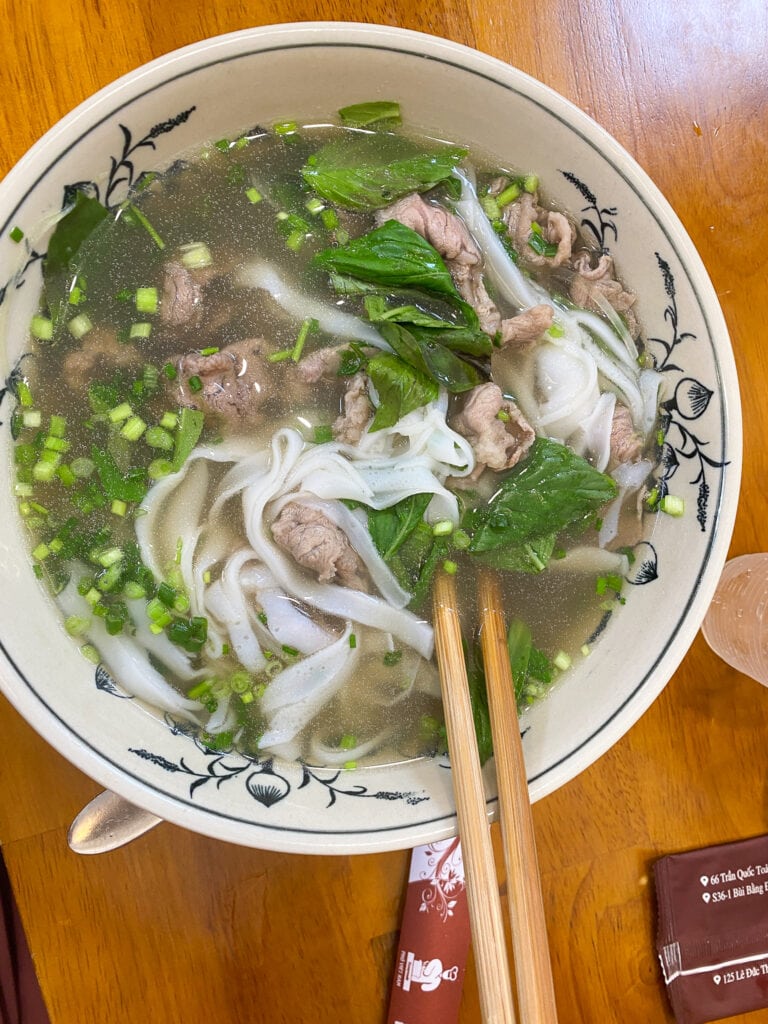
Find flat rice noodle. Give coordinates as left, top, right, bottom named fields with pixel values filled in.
left=546, top=546, right=630, bottom=575
left=259, top=623, right=360, bottom=750
left=598, top=458, right=653, bottom=547
left=256, top=588, right=336, bottom=655
left=535, top=341, right=600, bottom=439
left=238, top=260, right=386, bottom=347
left=57, top=579, right=202, bottom=720
left=568, top=391, right=617, bottom=472
left=307, top=730, right=394, bottom=767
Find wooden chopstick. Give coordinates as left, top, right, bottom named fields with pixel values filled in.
left=433, top=571, right=517, bottom=1024
left=478, top=569, right=559, bottom=1023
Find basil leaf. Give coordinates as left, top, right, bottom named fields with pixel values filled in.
left=367, top=493, right=433, bottom=561
left=364, top=295, right=493, bottom=357
left=44, top=192, right=109, bottom=317
left=314, top=220, right=459, bottom=297
left=376, top=322, right=483, bottom=394
left=338, top=101, right=402, bottom=128
left=171, top=408, right=205, bottom=472
left=367, top=352, right=438, bottom=431
left=465, top=438, right=618, bottom=553
left=302, top=135, right=467, bottom=210
left=474, top=534, right=557, bottom=574
left=506, top=620, right=532, bottom=703
left=91, top=445, right=147, bottom=502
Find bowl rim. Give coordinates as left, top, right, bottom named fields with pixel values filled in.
left=0, top=21, right=742, bottom=853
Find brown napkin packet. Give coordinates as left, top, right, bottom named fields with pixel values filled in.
left=386, top=838, right=471, bottom=1024
left=654, top=834, right=768, bottom=1023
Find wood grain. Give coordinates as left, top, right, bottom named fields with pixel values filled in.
left=433, top=572, right=516, bottom=1024
left=478, top=572, right=558, bottom=1024
left=1, top=1, right=768, bottom=1022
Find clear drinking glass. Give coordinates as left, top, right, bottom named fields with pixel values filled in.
left=701, top=553, right=768, bottom=686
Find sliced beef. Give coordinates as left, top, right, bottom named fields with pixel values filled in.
left=499, top=303, right=554, bottom=348
left=450, top=382, right=535, bottom=473
left=376, top=193, right=503, bottom=337
left=332, top=372, right=373, bottom=445
left=271, top=502, right=369, bottom=591
left=161, top=261, right=204, bottom=326
left=502, top=191, right=575, bottom=268
left=296, top=344, right=377, bottom=384
left=569, top=252, right=639, bottom=336
left=609, top=402, right=644, bottom=466
left=63, top=327, right=140, bottom=386
left=169, top=339, right=270, bottom=425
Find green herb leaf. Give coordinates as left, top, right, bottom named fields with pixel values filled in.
left=338, top=101, right=402, bottom=128
left=473, top=534, right=557, bottom=574
left=91, top=446, right=147, bottom=503
left=366, top=352, right=438, bottom=431
left=171, top=408, right=205, bottom=472
left=465, top=438, right=618, bottom=554
left=315, top=220, right=459, bottom=297
left=302, top=135, right=467, bottom=210
left=376, top=322, right=484, bottom=394
left=367, top=493, right=433, bottom=561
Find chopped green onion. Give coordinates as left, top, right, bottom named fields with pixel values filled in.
left=80, top=643, right=100, bottom=664
left=120, top=415, right=147, bottom=441
left=162, top=362, right=177, bottom=381
left=148, top=458, right=173, bottom=479
left=480, top=194, right=501, bottom=221
left=496, top=182, right=521, bottom=208
left=144, top=426, right=174, bottom=450
left=123, top=581, right=146, bottom=600
left=30, top=315, right=53, bottom=341
left=10, top=226, right=24, bottom=243
left=343, top=760, right=357, bottom=771
left=67, top=313, right=93, bottom=339
left=159, top=411, right=178, bottom=430
left=313, top=424, right=333, bottom=444
left=32, top=542, right=50, bottom=561
left=281, top=644, right=299, bottom=657
left=22, top=409, right=41, bottom=429
left=125, top=205, right=165, bottom=249
left=291, top=317, right=318, bottom=362
left=305, top=197, right=325, bottom=215
left=383, top=650, right=403, bottom=667
left=84, top=587, right=102, bottom=607
left=97, top=547, right=123, bottom=568
left=339, top=734, right=357, bottom=750
left=273, top=120, right=298, bottom=136
left=432, top=520, right=454, bottom=537
left=130, top=322, right=152, bottom=340
left=135, top=287, right=159, bottom=314
left=523, top=173, right=539, bottom=193
left=188, top=680, right=213, bottom=701
left=548, top=322, right=565, bottom=338
left=32, top=460, right=58, bottom=482
left=496, top=409, right=510, bottom=423
left=111, top=499, right=128, bottom=517
left=581, top=644, right=591, bottom=657
left=660, top=494, right=685, bottom=517
left=553, top=651, right=572, bottom=672
left=200, top=346, right=219, bottom=356
left=267, top=349, right=293, bottom=363
left=44, top=435, right=69, bottom=453
left=321, top=208, right=339, bottom=230
left=65, top=615, right=91, bottom=637
left=108, top=402, right=133, bottom=423
left=179, top=241, right=213, bottom=270
left=70, top=457, right=95, bottom=479
left=16, top=381, right=33, bottom=407
left=49, top=414, right=66, bottom=437
left=187, top=375, right=203, bottom=393
left=349, top=633, right=357, bottom=649
left=245, top=186, right=263, bottom=204
left=442, top=560, right=459, bottom=575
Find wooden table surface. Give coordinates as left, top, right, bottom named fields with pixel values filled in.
left=1, top=2, right=767, bottom=1022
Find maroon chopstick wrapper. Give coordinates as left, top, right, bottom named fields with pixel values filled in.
left=386, top=837, right=471, bottom=1024
left=654, top=833, right=768, bottom=1024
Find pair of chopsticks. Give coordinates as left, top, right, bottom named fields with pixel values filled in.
left=432, top=569, right=558, bottom=1024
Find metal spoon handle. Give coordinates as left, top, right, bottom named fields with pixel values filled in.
left=68, top=790, right=162, bottom=854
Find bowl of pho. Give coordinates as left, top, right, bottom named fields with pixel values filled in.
left=0, top=23, right=740, bottom=853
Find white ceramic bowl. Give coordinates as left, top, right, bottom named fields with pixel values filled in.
left=0, top=22, right=741, bottom=853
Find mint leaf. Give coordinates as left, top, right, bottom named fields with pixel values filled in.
left=465, top=438, right=618, bottom=553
